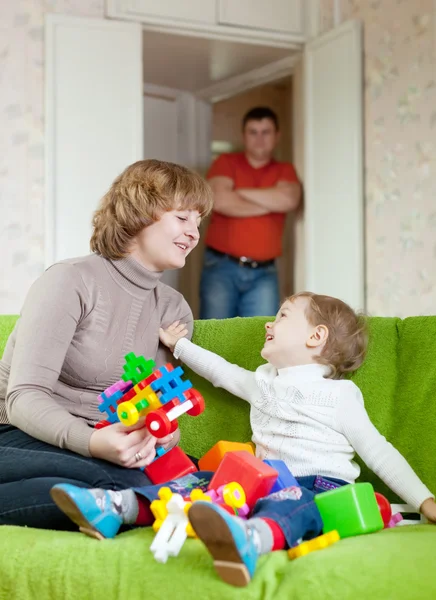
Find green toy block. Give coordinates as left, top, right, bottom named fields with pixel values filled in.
left=122, top=352, right=155, bottom=385
left=314, top=483, right=384, bottom=538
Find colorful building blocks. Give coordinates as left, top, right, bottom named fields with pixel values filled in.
left=144, top=446, right=198, bottom=485
left=208, top=451, right=278, bottom=508
left=206, top=482, right=250, bottom=518
left=96, top=354, right=205, bottom=438
left=145, top=390, right=205, bottom=439
left=122, top=352, right=155, bottom=385
left=198, top=440, right=255, bottom=471
left=314, top=483, right=384, bottom=538
left=263, top=459, right=299, bottom=493
left=150, top=492, right=193, bottom=563
left=288, top=530, right=340, bottom=560
left=149, top=364, right=192, bottom=405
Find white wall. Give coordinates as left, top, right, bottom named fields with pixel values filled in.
left=0, top=1, right=105, bottom=314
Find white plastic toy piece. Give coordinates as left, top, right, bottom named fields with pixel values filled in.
left=391, top=504, right=428, bottom=525
left=150, top=494, right=191, bottom=563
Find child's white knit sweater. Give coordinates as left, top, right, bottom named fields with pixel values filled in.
left=174, top=338, right=433, bottom=511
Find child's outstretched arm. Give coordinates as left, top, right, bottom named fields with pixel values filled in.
left=337, top=383, right=436, bottom=522
left=159, top=322, right=257, bottom=403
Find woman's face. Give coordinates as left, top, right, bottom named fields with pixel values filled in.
left=130, top=209, right=201, bottom=271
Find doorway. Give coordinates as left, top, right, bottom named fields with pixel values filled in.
left=180, top=77, right=299, bottom=318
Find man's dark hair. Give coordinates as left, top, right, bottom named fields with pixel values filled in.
left=242, top=107, right=279, bottom=131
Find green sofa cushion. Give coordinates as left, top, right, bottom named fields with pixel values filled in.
left=2, top=524, right=435, bottom=600
left=1, top=314, right=436, bottom=599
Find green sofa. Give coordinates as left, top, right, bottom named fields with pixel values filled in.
left=1, top=314, right=435, bottom=599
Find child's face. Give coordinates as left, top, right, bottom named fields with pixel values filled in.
left=261, top=297, right=318, bottom=369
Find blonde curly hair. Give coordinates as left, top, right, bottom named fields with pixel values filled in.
left=90, top=159, right=213, bottom=260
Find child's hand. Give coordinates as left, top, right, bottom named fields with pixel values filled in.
left=420, top=497, right=436, bottom=523
left=159, top=321, right=188, bottom=352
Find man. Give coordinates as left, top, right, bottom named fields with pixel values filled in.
left=200, top=106, right=301, bottom=319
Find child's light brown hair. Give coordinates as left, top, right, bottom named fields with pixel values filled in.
left=289, top=291, right=368, bottom=379
left=90, top=159, right=213, bottom=260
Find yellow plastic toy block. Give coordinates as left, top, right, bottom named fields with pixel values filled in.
left=151, top=487, right=205, bottom=537
left=287, top=530, right=340, bottom=560
left=198, top=440, right=255, bottom=471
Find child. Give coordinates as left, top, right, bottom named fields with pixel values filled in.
left=51, top=293, right=436, bottom=586
left=159, top=292, right=436, bottom=586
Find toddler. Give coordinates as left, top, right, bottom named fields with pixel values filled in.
left=160, top=292, right=436, bottom=586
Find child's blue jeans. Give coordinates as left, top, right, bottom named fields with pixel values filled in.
left=251, top=475, right=348, bottom=548
left=133, top=472, right=347, bottom=549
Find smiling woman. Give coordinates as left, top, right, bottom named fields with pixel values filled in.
left=0, top=159, right=213, bottom=531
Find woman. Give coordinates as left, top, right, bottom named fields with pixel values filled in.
left=0, top=159, right=213, bottom=530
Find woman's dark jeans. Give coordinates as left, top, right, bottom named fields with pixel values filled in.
left=0, top=425, right=151, bottom=530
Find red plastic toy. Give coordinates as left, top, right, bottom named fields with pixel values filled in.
left=375, top=492, right=392, bottom=527
left=145, top=446, right=198, bottom=485
left=208, top=451, right=278, bottom=508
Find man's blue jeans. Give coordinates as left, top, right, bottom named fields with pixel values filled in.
left=200, top=248, right=280, bottom=319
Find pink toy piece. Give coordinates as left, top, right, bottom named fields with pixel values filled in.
left=387, top=513, right=403, bottom=528
left=207, top=484, right=250, bottom=518
left=103, top=379, right=132, bottom=398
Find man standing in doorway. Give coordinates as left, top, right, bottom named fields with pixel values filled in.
left=200, top=106, right=301, bottom=319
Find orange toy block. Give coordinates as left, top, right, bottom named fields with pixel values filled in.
left=198, top=440, right=255, bottom=471
left=208, top=451, right=278, bottom=508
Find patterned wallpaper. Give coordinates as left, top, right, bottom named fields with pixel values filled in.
left=0, top=1, right=105, bottom=315
left=1, top=1, right=436, bottom=316
left=321, top=0, right=436, bottom=316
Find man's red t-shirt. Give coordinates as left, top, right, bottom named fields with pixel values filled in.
left=205, top=152, right=299, bottom=261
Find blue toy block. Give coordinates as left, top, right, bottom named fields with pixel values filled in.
left=150, top=365, right=192, bottom=405
left=98, top=389, right=125, bottom=423
left=263, top=459, right=299, bottom=493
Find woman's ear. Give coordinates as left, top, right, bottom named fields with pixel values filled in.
left=307, top=324, right=329, bottom=348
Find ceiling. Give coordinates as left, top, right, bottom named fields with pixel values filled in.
left=142, top=30, right=294, bottom=93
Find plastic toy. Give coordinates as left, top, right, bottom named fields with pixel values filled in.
left=206, top=482, right=250, bottom=517
left=198, top=440, right=255, bottom=471
left=144, top=446, right=198, bottom=485
left=150, top=491, right=194, bottom=563
left=390, top=503, right=427, bottom=525
left=314, top=483, right=384, bottom=538
left=387, top=513, right=403, bottom=528
left=122, top=352, right=155, bottom=385
left=209, top=451, right=278, bottom=508
left=288, top=530, right=340, bottom=560
left=96, top=354, right=205, bottom=439
left=375, top=492, right=392, bottom=527
left=145, top=388, right=205, bottom=439
left=150, top=481, right=250, bottom=562
left=263, top=459, right=299, bottom=493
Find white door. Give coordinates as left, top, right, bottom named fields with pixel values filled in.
left=45, top=15, right=143, bottom=266
left=304, top=20, right=364, bottom=309
left=142, top=84, right=212, bottom=295
left=144, top=93, right=179, bottom=164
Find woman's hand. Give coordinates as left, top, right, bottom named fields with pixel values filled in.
left=89, top=419, right=158, bottom=469
left=157, top=427, right=180, bottom=451
left=420, top=497, right=436, bottom=523
left=159, top=321, right=188, bottom=352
